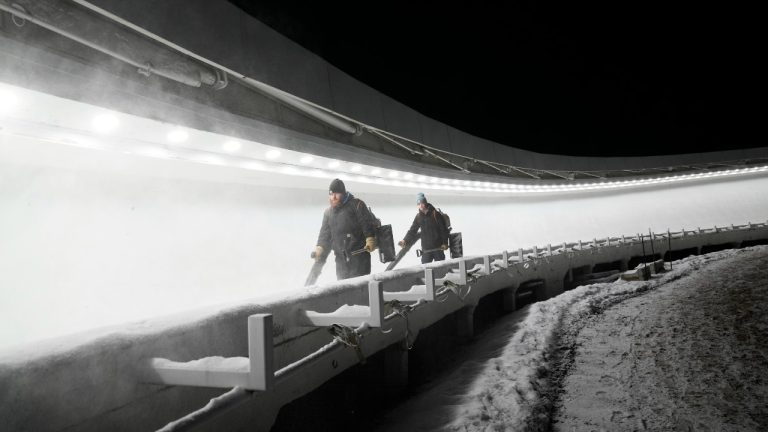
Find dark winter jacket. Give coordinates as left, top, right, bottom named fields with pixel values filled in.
left=317, top=193, right=377, bottom=260
left=403, top=203, right=450, bottom=250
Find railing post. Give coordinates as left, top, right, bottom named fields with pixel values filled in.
left=368, top=281, right=384, bottom=327
left=424, top=268, right=435, bottom=301
left=501, top=250, right=509, bottom=268
left=458, top=259, right=468, bottom=285
left=483, top=256, right=491, bottom=275
left=248, top=314, right=274, bottom=391
left=547, top=244, right=552, bottom=255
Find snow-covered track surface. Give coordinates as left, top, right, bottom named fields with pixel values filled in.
left=1, top=224, right=767, bottom=431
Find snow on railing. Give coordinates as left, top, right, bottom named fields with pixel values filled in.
left=383, top=268, right=436, bottom=302
left=151, top=314, right=274, bottom=391
left=300, top=281, right=385, bottom=328
left=149, top=221, right=768, bottom=430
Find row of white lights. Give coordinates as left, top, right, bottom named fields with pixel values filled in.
left=2, top=84, right=766, bottom=193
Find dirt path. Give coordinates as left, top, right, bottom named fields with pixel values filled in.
left=551, top=249, right=768, bottom=431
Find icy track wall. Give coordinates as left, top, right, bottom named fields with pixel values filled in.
left=2, top=136, right=768, bottom=352
left=1, top=136, right=768, bottom=431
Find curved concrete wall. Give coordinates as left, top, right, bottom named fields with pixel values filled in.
left=76, top=0, right=768, bottom=171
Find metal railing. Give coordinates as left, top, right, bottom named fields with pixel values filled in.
left=151, top=220, right=768, bottom=431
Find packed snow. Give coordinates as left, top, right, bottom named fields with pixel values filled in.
left=152, top=356, right=250, bottom=372
left=320, top=304, right=371, bottom=317
left=372, top=246, right=768, bottom=431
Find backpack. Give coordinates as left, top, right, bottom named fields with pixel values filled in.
left=370, top=207, right=382, bottom=228
left=355, top=201, right=381, bottom=228
left=354, top=201, right=395, bottom=263
left=437, top=208, right=462, bottom=258
left=436, top=208, right=452, bottom=232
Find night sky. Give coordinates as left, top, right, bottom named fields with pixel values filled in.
left=230, top=1, right=762, bottom=157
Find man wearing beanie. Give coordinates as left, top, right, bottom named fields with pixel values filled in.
left=399, top=193, right=450, bottom=263
left=313, top=178, right=378, bottom=280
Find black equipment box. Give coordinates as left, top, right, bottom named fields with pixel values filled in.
left=376, top=224, right=396, bottom=263
left=449, top=232, right=463, bottom=258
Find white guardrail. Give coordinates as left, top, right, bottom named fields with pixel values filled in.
left=149, top=221, right=768, bottom=430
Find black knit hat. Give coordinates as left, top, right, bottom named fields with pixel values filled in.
left=329, top=178, right=346, bottom=194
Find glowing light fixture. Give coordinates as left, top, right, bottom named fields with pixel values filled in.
left=222, top=140, right=241, bottom=153
left=90, top=113, right=119, bottom=134
left=166, top=128, right=189, bottom=143
left=2, top=81, right=765, bottom=197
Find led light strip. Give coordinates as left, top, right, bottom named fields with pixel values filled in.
left=1, top=82, right=766, bottom=194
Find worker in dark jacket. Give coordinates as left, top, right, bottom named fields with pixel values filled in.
left=399, top=192, right=450, bottom=263
left=314, top=179, right=378, bottom=280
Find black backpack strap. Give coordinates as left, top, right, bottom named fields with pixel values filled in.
left=352, top=198, right=375, bottom=237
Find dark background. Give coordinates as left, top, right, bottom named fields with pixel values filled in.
left=229, top=1, right=762, bottom=157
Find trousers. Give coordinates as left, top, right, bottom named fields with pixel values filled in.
left=335, top=252, right=371, bottom=280
left=420, top=250, right=445, bottom=264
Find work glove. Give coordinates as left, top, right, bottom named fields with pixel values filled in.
left=440, top=244, right=448, bottom=251
left=364, top=236, right=377, bottom=252
left=312, top=245, right=324, bottom=261
left=398, top=240, right=406, bottom=248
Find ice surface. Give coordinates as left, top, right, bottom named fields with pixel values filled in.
left=1, top=134, right=767, bottom=354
